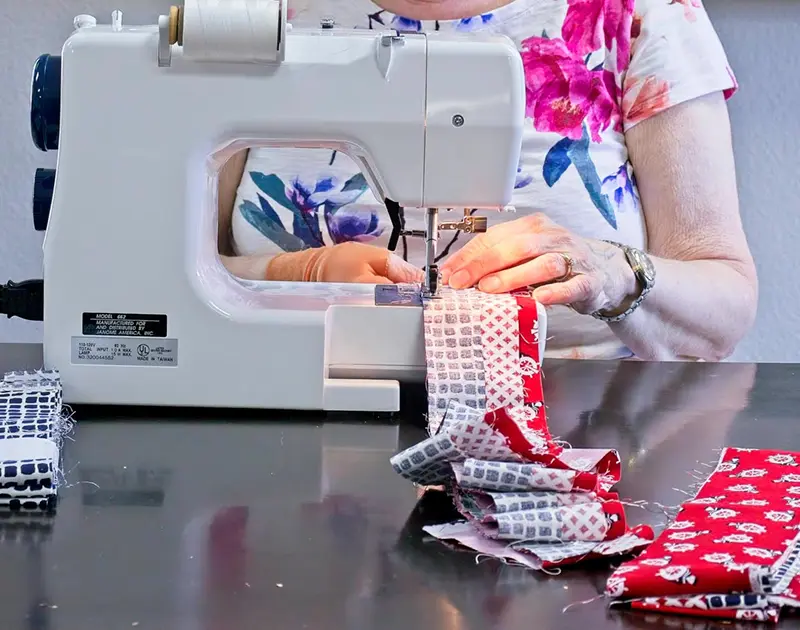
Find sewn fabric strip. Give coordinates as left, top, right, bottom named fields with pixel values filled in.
left=389, top=434, right=461, bottom=486
left=392, top=288, right=653, bottom=570
left=423, top=288, right=485, bottom=434
left=480, top=294, right=524, bottom=410
left=453, top=459, right=584, bottom=493
left=606, top=447, right=800, bottom=623
left=457, top=488, right=614, bottom=516
left=626, top=595, right=780, bottom=623
left=475, top=500, right=626, bottom=543
left=515, top=294, right=546, bottom=414
left=423, top=522, right=654, bottom=570
left=423, top=288, right=549, bottom=433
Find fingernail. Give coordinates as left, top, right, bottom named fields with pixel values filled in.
left=440, top=268, right=451, bottom=283
left=480, top=277, right=501, bottom=292
left=449, top=270, right=470, bottom=288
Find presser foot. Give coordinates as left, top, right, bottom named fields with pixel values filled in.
left=422, top=264, right=440, bottom=298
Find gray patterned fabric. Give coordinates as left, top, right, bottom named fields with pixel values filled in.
left=424, top=288, right=485, bottom=433
left=390, top=435, right=462, bottom=486
left=483, top=506, right=565, bottom=542
left=453, top=459, right=577, bottom=493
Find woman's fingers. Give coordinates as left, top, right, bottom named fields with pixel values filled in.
left=439, top=220, right=525, bottom=284
left=533, top=274, right=601, bottom=308
left=369, top=276, right=394, bottom=285
left=477, top=253, right=573, bottom=293
left=443, top=233, right=555, bottom=289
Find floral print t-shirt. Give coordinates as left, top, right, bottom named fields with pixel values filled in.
left=231, top=0, right=737, bottom=360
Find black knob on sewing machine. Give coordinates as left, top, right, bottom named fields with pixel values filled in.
left=32, top=168, right=55, bottom=232
left=30, top=54, right=61, bottom=152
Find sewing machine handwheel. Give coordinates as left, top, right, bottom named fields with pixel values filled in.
left=30, top=54, right=61, bottom=152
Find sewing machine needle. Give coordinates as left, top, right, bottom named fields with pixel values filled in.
left=424, top=208, right=439, bottom=296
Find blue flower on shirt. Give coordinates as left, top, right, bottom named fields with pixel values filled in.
left=326, top=206, right=384, bottom=244
left=392, top=15, right=423, bottom=31
left=515, top=163, right=533, bottom=189
left=601, top=163, right=640, bottom=214
left=456, top=14, right=494, bottom=30
left=239, top=167, right=382, bottom=251
left=369, top=10, right=494, bottom=32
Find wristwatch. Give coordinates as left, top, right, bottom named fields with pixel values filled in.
left=591, top=241, right=656, bottom=323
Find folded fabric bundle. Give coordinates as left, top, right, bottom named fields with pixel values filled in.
left=391, top=288, right=654, bottom=571
left=391, top=402, right=654, bottom=569
left=605, top=447, right=800, bottom=623
left=0, top=370, right=69, bottom=512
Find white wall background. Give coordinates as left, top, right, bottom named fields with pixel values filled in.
left=0, top=0, right=796, bottom=361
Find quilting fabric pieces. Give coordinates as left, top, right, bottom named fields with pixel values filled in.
left=392, top=288, right=654, bottom=571
left=423, top=521, right=655, bottom=571
left=423, top=289, right=485, bottom=435
left=423, top=289, right=547, bottom=431
left=605, top=447, right=800, bottom=623
left=0, top=370, right=69, bottom=511
left=454, top=487, right=628, bottom=542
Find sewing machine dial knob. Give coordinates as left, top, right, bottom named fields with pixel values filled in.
left=30, top=54, right=61, bottom=152
left=32, top=168, right=55, bottom=232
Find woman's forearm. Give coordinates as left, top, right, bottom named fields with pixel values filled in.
left=219, top=254, right=273, bottom=280
left=610, top=256, right=757, bottom=361
left=220, top=249, right=327, bottom=282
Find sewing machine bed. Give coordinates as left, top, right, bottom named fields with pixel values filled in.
left=0, top=342, right=795, bottom=629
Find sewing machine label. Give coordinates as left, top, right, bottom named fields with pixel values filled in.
left=374, top=285, right=422, bottom=307
left=82, top=312, right=167, bottom=337
left=70, top=337, right=178, bottom=367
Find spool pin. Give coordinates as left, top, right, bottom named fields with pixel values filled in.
left=168, top=5, right=184, bottom=46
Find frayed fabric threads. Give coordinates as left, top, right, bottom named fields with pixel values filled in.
left=0, top=370, right=71, bottom=512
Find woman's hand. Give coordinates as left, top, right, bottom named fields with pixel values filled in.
left=268, top=242, right=423, bottom=284
left=439, top=214, right=638, bottom=315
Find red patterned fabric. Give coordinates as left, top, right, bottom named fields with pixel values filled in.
left=515, top=294, right=546, bottom=411
left=606, top=447, right=800, bottom=623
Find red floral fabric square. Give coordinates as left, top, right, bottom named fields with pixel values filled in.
left=606, top=447, right=800, bottom=623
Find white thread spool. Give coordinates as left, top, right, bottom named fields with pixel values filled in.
left=181, top=0, right=284, bottom=63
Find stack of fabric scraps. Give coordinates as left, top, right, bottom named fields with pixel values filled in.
left=0, top=370, right=70, bottom=512
left=390, top=288, right=654, bottom=571
left=605, top=447, right=800, bottom=623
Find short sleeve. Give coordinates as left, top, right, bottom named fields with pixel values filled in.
left=621, top=0, right=737, bottom=131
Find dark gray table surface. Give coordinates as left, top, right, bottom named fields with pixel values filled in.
left=1, top=343, right=799, bottom=630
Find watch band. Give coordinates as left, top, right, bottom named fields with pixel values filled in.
left=591, top=241, right=655, bottom=323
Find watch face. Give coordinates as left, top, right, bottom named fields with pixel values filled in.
left=631, top=249, right=656, bottom=285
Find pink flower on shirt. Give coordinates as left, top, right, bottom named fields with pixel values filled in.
left=521, top=36, right=621, bottom=142
left=623, top=74, right=670, bottom=125
left=561, top=0, right=635, bottom=72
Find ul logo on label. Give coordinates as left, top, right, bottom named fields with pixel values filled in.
left=137, top=344, right=150, bottom=358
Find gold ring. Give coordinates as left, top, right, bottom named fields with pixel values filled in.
left=555, top=252, right=574, bottom=282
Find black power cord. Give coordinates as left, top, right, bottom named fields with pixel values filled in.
left=0, top=279, right=44, bottom=321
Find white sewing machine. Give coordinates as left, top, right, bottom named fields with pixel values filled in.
left=30, top=1, right=535, bottom=412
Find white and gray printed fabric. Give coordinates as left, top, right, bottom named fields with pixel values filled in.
left=391, top=288, right=654, bottom=568
left=422, top=288, right=547, bottom=434
left=0, top=370, right=69, bottom=511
